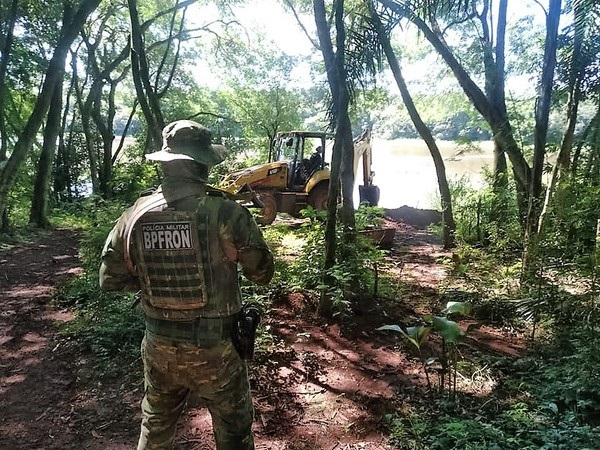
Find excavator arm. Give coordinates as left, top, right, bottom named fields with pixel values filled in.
left=353, top=129, right=380, bottom=206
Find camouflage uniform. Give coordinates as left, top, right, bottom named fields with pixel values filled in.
left=100, top=120, right=274, bottom=450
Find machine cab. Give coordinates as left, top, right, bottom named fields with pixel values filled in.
left=272, top=131, right=329, bottom=188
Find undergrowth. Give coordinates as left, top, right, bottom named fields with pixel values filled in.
left=384, top=340, right=600, bottom=449
left=47, top=198, right=600, bottom=449
left=378, top=235, right=600, bottom=450
left=51, top=202, right=392, bottom=376
left=381, top=316, right=600, bottom=449
left=52, top=200, right=145, bottom=378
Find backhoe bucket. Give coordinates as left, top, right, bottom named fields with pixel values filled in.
left=359, top=184, right=380, bottom=206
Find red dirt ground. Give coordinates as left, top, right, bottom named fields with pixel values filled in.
left=0, top=218, right=526, bottom=450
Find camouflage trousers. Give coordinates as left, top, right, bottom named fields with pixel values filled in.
left=137, top=332, right=255, bottom=450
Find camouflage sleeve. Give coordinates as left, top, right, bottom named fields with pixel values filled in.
left=99, top=207, right=140, bottom=292
left=219, top=200, right=274, bottom=285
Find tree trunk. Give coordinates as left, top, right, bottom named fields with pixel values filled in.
left=93, top=74, right=126, bottom=199
left=0, top=0, right=17, bottom=161
left=380, top=0, right=532, bottom=211
left=314, top=0, right=338, bottom=318
left=314, top=0, right=358, bottom=318
left=0, top=0, right=18, bottom=230
left=0, top=0, right=101, bottom=224
left=538, top=0, right=585, bottom=235
left=531, top=0, right=562, bottom=200
left=333, top=0, right=356, bottom=237
left=30, top=78, right=64, bottom=227
left=522, top=0, right=562, bottom=276
left=54, top=56, right=78, bottom=204
left=74, top=62, right=100, bottom=194
left=480, top=0, right=509, bottom=189
left=371, top=6, right=455, bottom=248
left=112, top=101, right=138, bottom=164
left=128, top=0, right=164, bottom=150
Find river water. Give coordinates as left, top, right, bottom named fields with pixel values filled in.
left=355, top=138, right=495, bottom=210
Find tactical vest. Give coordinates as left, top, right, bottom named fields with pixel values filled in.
left=129, top=193, right=242, bottom=320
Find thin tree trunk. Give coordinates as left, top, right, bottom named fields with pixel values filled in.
left=532, top=0, right=562, bottom=199
left=54, top=56, right=78, bottom=203
left=538, top=0, right=585, bottom=234
left=371, top=6, right=455, bottom=248
left=0, top=0, right=18, bottom=230
left=128, top=0, right=164, bottom=150
left=74, top=64, right=100, bottom=194
left=314, top=0, right=339, bottom=318
left=314, top=0, right=358, bottom=317
left=93, top=73, right=127, bottom=199
left=333, top=0, right=356, bottom=237
left=480, top=0, right=509, bottom=189
left=0, top=0, right=17, bottom=160
left=0, top=0, right=101, bottom=223
left=112, top=100, right=138, bottom=164
left=30, top=77, right=64, bottom=227
left=380, top=0, right=532, bottom=210
left=523, top=0, right=562, bottom=276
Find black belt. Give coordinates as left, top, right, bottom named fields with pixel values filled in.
left=145, top=315, right=236, bottom=345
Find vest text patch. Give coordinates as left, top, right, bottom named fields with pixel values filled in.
left=141, top=222, right=193, bottom=250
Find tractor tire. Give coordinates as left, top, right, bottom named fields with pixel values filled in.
left=256, top=193, right=277, bottom=225
left=308, top=183, right=329, bottom=211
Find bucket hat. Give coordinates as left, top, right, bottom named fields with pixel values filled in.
left=145, top=120, right=226, bottom=166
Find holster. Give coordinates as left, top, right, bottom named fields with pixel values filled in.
left=233, top=304, right=261, bottom=360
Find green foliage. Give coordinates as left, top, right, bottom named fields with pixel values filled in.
left=449, top=172, right=523, bottom=254
left=378, top=238, right=600, bottom=450
left=540, top=177, right=600, bottom=259
left=110, top=156, right=160, bottom=205
left=430, top=418, right=505, bottom=450
left=52, top=202, right=144, bottom=377
left=272, top=206, right=387, bottom=317
left=378, top=301, right=474, bottom=397
left=3, top=152, right=37, bottom=228
left=373, top=90, right=493, bottom=141
left=354, top=202, right=385, bottom=230
left=53, top=132, right=91, bottom=202
left=385, top=412, right=429, bottom=449
left=529, top=329, right=600, bottom=422
left=210, top=135, right=270, bottom=186
left=384, top=371, right=600, bottom=449
left=55, top=276, right=144, bottom=378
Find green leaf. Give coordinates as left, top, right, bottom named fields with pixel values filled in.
left=425, top=357, right=438, bottom=366
left=546, top=402, right=559, bottom=414
left=423, top=314, right=434, bottom=323
left=377, top=324, right=429, bottom=350
left=377, top=324, right=407, bottom=335
left=444, top=301, right=473, bottom=316
left=431, top=316, right=462, bottom=343
left=406, top=325, right=431, bottom=347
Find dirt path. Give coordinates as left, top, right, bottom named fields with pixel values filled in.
left=0, top=221, right=516, bottom=449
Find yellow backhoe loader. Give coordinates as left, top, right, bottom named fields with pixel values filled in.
left=218, top=129, right=380, bottom=225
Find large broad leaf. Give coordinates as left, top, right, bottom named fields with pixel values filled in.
left=444, top=301, right=473, bottom=316
left=377, top=324, right=406, bottom=334
left=406, top=325, right=431, bottom=349
left=377, top=324, right=430, bottom=350
left=431, top=316, right=462, bottom=343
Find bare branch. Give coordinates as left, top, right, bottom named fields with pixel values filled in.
left=283, top=0, right=320, bottom=51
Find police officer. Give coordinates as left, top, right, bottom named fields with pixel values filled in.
left=99, top=120, right=274, bottom=450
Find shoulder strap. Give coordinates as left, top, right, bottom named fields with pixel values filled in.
left=123, top=194, right=168, bottom=273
